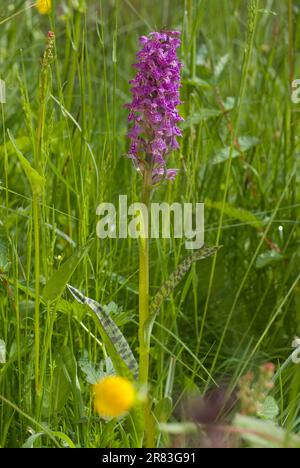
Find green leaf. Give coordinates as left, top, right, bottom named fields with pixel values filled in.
left=42, top=239, right=93, bottom=301
left=212, top=136, right=260, bottom=164
left=22, top=432, right=45, bottom=448
left=183, top=108, right=222, bottom=128
left=154, top=396, right=173, bottom=422
left=22, top=429, right=75, bottom=448
left=42, top=360, right=72, bottom=417
left=182, top=77, right=210, bottom=88
left=68, top=286, right=138, bottom=380
left=205, top=199, right=263, bottom=229
left=42, top=346, right=84, bottom=419
left=258, top=396, right=279, bottom=420
left=237, top=136, right=260, bottom=151
left=0, top=135, right=31, bottom=157
left=51, top=432, right=76, bottom=448
left=183, top=97, right=234, bottom=129
left=78, top=359, right=102, bottom=384
left=7, top=129, right=44, bottom=196
left=255, top=250, right=284, bottom=269
left=59, top=346, right=85, bottom=420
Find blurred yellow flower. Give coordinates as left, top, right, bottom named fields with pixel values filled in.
left=93, top=376, right=136, bottom=418
left=36, top=0, right=52, bottom=15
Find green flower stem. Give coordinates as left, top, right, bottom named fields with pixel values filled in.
left=138, top=168, right=153, bottom=446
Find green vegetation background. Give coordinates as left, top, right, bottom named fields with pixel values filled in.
left=0, top=0, right=299, bottom=447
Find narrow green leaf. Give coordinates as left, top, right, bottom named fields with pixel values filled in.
left=42, top=239, right=93, bottom=301
left=182, top=77, right=210, bottom=88
left=205, top=199, right=263, bottom=229
left=22, top=432, right=45, bottom=448
left=42, top=360, right=72, bottom=417
left=7, top=129, right=44, bottom=196
left=42, top=346, right=84, bottom=419
left=258, top=8, right=277, bottom=15
left=59, top=346, right=85, bottom=421
left=51, top=432, right=76, bottom=448
left=0, top=135, right=31, bottom=157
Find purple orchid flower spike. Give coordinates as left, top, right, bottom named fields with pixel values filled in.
left=126, top=30, right=183, bottom=185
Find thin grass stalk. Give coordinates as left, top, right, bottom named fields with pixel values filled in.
left=1, top=104, right=8, bottom=209
left=34, top=32, right=55, bottom=402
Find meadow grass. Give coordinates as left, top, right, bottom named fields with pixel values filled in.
left=0, top=0, right=299, bottom=448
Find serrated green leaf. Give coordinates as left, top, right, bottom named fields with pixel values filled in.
left=258, top=396, right=279, bottom=420
left=78, top=358, right=104, bottom=384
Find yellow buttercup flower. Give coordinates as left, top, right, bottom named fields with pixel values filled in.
left=36, top=0, right=52, bottom=15
left=93, top=376, right=136, bottom=419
